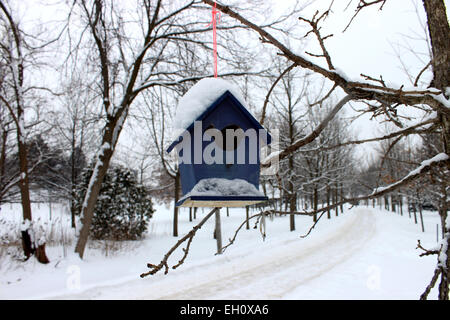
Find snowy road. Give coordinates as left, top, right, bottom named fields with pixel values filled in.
left=54, top=208, right=377, bottom=300
left=153, top=208, right=376, bottom=299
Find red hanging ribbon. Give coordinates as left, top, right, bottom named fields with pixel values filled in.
left=207, top=1, right=220, bottom=78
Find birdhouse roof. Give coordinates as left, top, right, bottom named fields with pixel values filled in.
left=167, top=78, right=269, bottom=153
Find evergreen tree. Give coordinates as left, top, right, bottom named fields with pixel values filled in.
left=75, top=164, right=154, bottom=240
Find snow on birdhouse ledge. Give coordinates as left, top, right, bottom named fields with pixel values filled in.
left=176, top=178, right=265, bottom=207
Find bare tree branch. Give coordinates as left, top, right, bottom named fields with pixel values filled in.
left=202, top=0, right=448, bottom=118
left=262, top=94, right=353, bottom=165
left=343, top=0, right=387, bottom=32
left=416, top=240, right=440, bottom=257
left=414, top=60, right=432, bottom=87
left=299, top=6, right=334, bottom=69
left=310, top=117, right=438, bottom=152
left=140, top=207, right=218, bottom=277
left=420, top=268, right=441, bottom=300
left=260, top=62, right=297, bottom=126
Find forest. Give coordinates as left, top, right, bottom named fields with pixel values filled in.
left=0, top=0, right=449, bottom=300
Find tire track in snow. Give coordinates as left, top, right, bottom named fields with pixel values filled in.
left=147, top=208, right=376, bottom=299
left=53, top=208, right=376, bottom=300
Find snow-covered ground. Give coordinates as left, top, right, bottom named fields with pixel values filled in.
left=0, top=202, right=442, bottom=299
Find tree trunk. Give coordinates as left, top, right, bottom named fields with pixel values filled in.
left=399, top=196, right=403, bottom=216
left=35, top=243, right=50, bottom=264
left=70, top=139, right=77, bottom=229
left=289, top=206, right=295, bottom=230
left=408, top=198, right=412, bottom=218
left=18, top=137, right=33, bottom=259
left=0, top=128, right=7, bottom=203
left=74, top=118, right=118, bottom=258
left=334, top=184, right=338, bottom=217
left=0, top=0, right=49, bottom=263
left=289, top=187, right=296, bottom=231
left=313, top=187, right=318, bottom=222
left=17, top=115, right=49, bottom=264
left=419, top=205, right=425, bottom=233
left=422, top=0, right=450, bottom=300
left=74, top=148, right=113, bottom=258
left=384, top=195, right=389, bottom=211
left=20, top=229, right=33, bottom=259
left=413, top=204, right=418, bottom=225
left=326, top=185, right=331, bottom=219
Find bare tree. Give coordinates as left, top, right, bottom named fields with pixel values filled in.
left=0, top=0, right=50, bottom=263
left=267, top=60, right=310, bottom=231
left=48, top=72, right=98, bottom=228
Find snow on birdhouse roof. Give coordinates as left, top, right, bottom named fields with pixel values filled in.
left=171, top=78, right=250, bottom=139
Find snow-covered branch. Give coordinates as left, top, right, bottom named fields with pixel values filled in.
left=368, top=153, right=449, bottom=197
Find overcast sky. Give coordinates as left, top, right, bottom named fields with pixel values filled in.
left=272, top=0, right=448, bottom=161
left=276, top=0, right=448, bottom=83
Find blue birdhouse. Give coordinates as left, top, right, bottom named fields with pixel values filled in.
left=167, top=78, right=271, bottom=207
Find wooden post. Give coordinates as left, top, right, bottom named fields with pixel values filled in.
left=246, top=206, right=250, bottom=230
left=215, top=208, right=222, bottom=255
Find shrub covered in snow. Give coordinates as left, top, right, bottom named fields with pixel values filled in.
left=74, top=164, right=155, bottom=240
